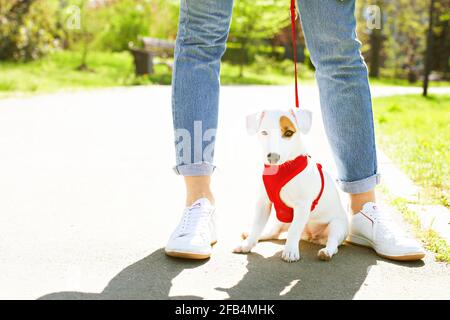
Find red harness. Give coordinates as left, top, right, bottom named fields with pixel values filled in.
left=262, top=155, right=325, bottom=223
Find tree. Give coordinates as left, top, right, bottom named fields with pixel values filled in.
left=430, top=0, right=450, bottom=79
left=68, top=0, right=90, bottom=70
left=62, top=0, right=106, bottom=71
left=97, top=0, right=152, bottom=52
left=357, top=0, right=433, bottom=82
left=423, top=0, right=436, bottom=96
left=0, top=0, right=35, bottom=60
left=0, top=0, right=59, bottom=61
left=228, top=0, right=290, bottom=77
left=368, top=1, right=383, bottom=78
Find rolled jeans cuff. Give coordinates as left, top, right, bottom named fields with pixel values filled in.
left=336, top=173, right=381, bottom=194
left=173, top=162, right=216, bottom=176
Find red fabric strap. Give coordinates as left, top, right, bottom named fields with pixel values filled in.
left=262, top=155, right=325, bottom=223
left=290, top=0, right=299, bottom=108
left=311, top=163, right=325, bottom=211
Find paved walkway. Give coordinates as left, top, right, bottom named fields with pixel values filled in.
left=0, top=85, right=449, bottom=300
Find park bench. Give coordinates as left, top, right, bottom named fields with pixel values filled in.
left=129, top=37, right=175, bottom=76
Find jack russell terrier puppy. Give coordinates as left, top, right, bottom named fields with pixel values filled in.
left=234, top=109, right=349, bottom=262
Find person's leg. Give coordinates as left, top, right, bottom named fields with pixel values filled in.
left=298, top=0, right=424, bottom=260
left=172, top=0, right=233, bottom=198
left=349, top=189, right=375, bottom=214
left=297, top=0, right=379, bottom=201
left=184, top=176, right=214, bottom=206
left=172, top=0, right=233, bottom=206
left=166, top=0, right=233, bottom=259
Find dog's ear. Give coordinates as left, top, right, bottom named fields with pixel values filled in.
left=246, top=111, right=264, bottom=135
left=291, top=108, right=312, bottom=134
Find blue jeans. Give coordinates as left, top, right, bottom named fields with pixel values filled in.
left=171, top=0, right=380, bottom=194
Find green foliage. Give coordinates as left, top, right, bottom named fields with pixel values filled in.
left=375, top=94, right=450, bottom=263
left=67, top=0, right=101, bottom=68
left=356, top=0, right=426, bottom=80
left=0, top=0, right=60, bottom=61
left=97, top=0, right=151, bottom=52
left=384, top=191, right=450, bottom=263
left=71, top=0, right=179, bottom=52
left=230, top=0, right=289, bottom=41
left=220, top=56, right=314, bottom=85
left=0, top=0, right=179, bottom=63
left=356, top=0, right=450, bottom=81
left=61, top=0, right=179, bottom=67
left=0, top=49, right=316, bottom=97
left=0, top=50, right=135, bottom=96
left=97, top=0, right=179, bottom=51
left=2, top=0, right=448, bottom=85
left=228, top=0, right=290, bottom=76
left=373, top=94, right=450, bottom=207
left=145, top=0, right=179, bottom=40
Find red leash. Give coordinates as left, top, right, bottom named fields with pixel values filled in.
left=261, top=2, right=326, bottom=223
left=290, top=0, right=299, bottom=108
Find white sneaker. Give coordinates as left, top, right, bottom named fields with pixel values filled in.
left=347, top=202, right=425, bottom=261
left=165, top=198, right=217, bottom=260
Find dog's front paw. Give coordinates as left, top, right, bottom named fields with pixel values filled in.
left=317, top=247, right=337, bottom=261
left=233, top=239, right=255, bottom=254
left=281, top=247, right=300, bottom=262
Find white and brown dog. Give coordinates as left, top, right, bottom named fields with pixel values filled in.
left=234, top=109, right=349, bottom=262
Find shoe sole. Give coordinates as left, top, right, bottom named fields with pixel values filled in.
left=346, top=234, right=425, bottom=261
left=165, top=251, right=211, bottom=260
left=165, top=240, right=217, bottom=260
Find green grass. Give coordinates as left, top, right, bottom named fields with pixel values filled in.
left=221, top=59, right=315, bottom=85
left=1, top=49, right=448, bottom=98
left=0, top=50, right=180, bottom=98
left=0, top=50, right=315, bottom=98
left=373, top=94, right=450, bottom=207
left=380, top=186, right=450, bottom=263
left=0, top=50, right=136, bottom=97
left=369, top=77, right=450, bottom=87
left=373, top=94, right=450, bottom=261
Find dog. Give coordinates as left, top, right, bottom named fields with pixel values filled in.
left=234, top=108, right=349, bottom=262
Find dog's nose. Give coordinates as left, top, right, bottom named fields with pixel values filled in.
left=267, top=152, right=280, bottom=164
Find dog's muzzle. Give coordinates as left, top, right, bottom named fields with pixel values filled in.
left=267, top=152, right=280, bottom=164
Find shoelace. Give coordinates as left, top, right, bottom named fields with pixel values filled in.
left=177, top=207, right=211, bottom=238
left=372, top=209, right=404, bottom=242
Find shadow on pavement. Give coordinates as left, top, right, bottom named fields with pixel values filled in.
left=39, top=243, right=424, bottom=300
left=217, top=241, right=424, bottom=299
left=39, top=249, right=207, bottom=300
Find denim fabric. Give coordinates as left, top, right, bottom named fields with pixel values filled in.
left=171, top=0, right=234, bottom=176
left=297, top=0, right=380, bottom=193
left=171, top=0, right=380, bottom=194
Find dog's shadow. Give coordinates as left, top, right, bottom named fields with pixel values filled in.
left=218, top=241, right=424, bottom=299
left=38, top=244, right=424, bottom=300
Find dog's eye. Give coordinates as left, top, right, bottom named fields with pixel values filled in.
left=283, top=130, right=294, bottom=138
left=261, top=130, right=268, bottom=136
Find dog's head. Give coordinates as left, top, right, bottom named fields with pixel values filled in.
left=246, top=109, right=312, bottom=165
